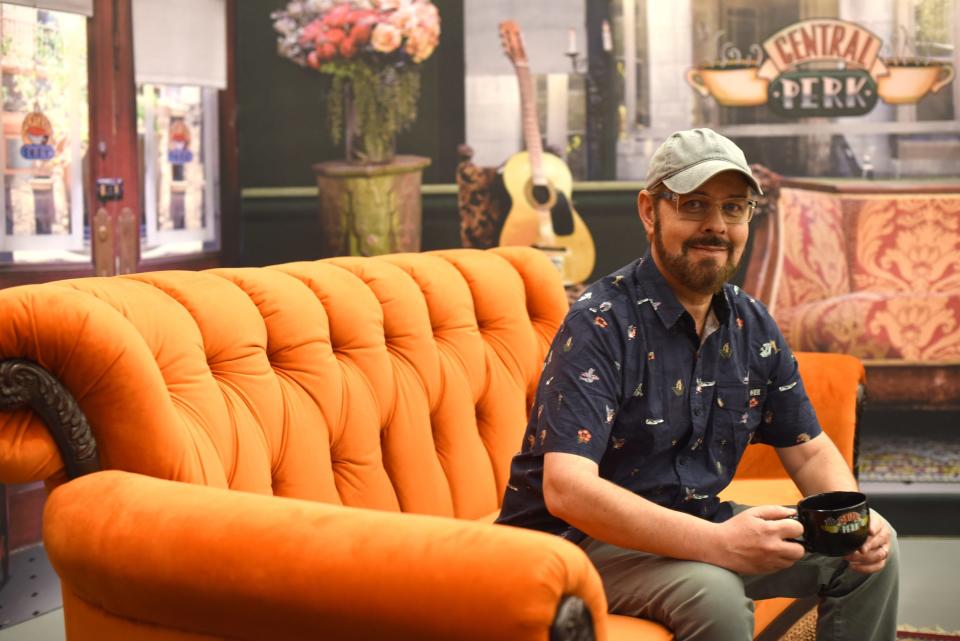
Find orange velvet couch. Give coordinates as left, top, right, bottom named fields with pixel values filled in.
left=0, top=247, right=862, bottom=641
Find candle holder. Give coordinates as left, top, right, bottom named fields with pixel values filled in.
left=566, top=51, right=587, bottom=75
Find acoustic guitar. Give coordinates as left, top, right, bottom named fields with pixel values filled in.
left=497, top=20, right=596, bottom=285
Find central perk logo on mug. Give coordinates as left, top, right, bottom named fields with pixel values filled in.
left=685, top=18, right=955, bottom=117
left=820, top=510, right=869, bottom=534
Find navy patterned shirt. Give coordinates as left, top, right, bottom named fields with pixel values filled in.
left=496, top=253, right=821, bottom=543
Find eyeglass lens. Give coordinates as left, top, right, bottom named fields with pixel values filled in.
left=675, top=194, right=755, bottom=223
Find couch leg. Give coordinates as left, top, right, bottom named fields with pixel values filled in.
left=551, top=595, right=595, bottom=641
left=0, top=359, right=100, bottom=479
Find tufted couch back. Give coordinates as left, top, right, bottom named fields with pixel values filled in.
left=0, top=248, right=566, bottom=519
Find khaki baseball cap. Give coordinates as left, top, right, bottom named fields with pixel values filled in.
left=645, top=128, right=762, bottom=195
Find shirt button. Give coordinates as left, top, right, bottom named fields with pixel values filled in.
left=678, top=457, right=687, bottom=466
left=693, top=408, right=702, bottom=417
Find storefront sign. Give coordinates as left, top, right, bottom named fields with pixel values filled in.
left=20, top=112, right=56, bottom=161
left=685, top=18, right=955, bottom=116
left=168, top=120, right=194, bottom=164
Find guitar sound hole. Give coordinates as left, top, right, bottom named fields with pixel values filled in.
left=531, top=185, right=551, bottom=205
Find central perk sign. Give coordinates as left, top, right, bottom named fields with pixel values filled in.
left=685, top=18, right=955, bottom=117
left=759, top=19, right=885, bottom=117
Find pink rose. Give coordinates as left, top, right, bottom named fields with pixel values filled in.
left=413, top=39, right=436, bottom=62
left=323, top=4, right=351, bottom=28
left=418, top=6, right=439, bottom=38
left=404, top=25, right=438, bottom=62
left=415, top=2, right=438, bottom=25
left=350, top=12, right=378, bottom=44
left=315, top=42, right=337, bottom=62
left=389, top=6, right=418, bottom=33
left=324, top=28, right=346, bottom=45
left=370, top=23, right=402, bottom=53
left=298, top=18, right=324, bottom=46
left=339, top=36, right=357, bottom=58
left=403, top=32, right=425, bottom=61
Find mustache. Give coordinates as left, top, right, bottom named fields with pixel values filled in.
left=683, top=235, right=733, bottom=252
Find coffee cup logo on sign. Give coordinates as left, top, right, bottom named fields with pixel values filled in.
left=685, top=19, right=954, bottom=116
left=878, top=58, right=955, bottom=104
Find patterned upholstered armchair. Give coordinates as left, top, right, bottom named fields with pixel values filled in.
left=744, top=170, right=960, bottom=409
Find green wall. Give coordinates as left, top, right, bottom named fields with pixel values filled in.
left=237, top=0, right=465, bottom=187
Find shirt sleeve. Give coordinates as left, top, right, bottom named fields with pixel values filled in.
left=529, top=307, right=623, bottom=463
left=752, top=308, right=823, bottom=448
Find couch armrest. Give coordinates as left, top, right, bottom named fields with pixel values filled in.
left=795, top=351, right=864, bottom=471
left=45, top=470, right=607, bottom=641
left=734, top=352, right=864, bottom=480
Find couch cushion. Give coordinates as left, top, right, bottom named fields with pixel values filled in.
left=605, top=596, right=795, bottom=640
left=776, top=291, right=960, bottom=361
left=607, top=614, right=673, bottom=640
left=846, top=194, right=960, bottom=295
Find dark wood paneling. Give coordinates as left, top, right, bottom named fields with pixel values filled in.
left=88, top=0, right=141, bottom=274
left=0, top=264, right=94, bottom=289
left=220, top=0, right=242, bottom=267
left=6, top=483, right=45, bottom=551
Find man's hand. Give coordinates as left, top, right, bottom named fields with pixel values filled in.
left=844, top=509, right=892, bottom=574
left=710, top=505, right=805, bottom=575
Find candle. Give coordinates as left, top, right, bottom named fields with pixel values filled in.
left=567, top=27, right=577, bottom=55
left=601, top=20, right=613, bottom=52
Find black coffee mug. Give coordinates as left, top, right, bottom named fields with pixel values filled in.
left=790, top=491, right=870, bottom=556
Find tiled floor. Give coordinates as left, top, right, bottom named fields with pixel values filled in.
left=1, top=536, right=958, bottom=640
left=897, top=537, right=960, bottom=632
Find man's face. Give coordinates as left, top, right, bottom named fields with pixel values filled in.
left=640, top=171, right=751, bottom=296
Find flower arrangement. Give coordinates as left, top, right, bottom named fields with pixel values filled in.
left=272, top=0, right=441, bottom=163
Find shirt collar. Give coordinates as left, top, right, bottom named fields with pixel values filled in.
left=635, top=252, right=733, bottom=329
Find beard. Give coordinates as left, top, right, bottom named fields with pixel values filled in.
left=653, top=214, right=739, bottom=295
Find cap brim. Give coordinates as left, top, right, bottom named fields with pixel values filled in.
left=662, top=159, right=763, bottom=196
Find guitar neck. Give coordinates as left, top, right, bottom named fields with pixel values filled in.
left=514, top=63, right=547, bottom=187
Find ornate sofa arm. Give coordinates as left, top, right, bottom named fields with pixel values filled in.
left=45, top=470, right=607, bottom=641
left=0, top=359, right=99, bottom=480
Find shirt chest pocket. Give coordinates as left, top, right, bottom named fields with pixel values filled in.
left=713, top=382, right=765, bottom=452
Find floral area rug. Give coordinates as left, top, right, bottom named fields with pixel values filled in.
left=777, top=608, right=960, bottom=640
left=897, top=627, right=960, bottom=640
left=858, top=436, right=960, bottom=482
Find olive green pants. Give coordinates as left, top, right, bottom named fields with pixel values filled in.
left=579, top=511, right=899, bottom=640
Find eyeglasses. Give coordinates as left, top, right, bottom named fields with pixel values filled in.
left=657, top=190, right=758, bottom=225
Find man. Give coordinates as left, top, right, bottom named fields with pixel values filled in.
left=496, top=128, right=898, bottom=640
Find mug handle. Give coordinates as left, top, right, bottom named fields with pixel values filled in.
left=685, top=68, right=711, bottom=97
left=785, top=514, right=811, bottom=551
left=931, top=64, right=955, bottom=93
